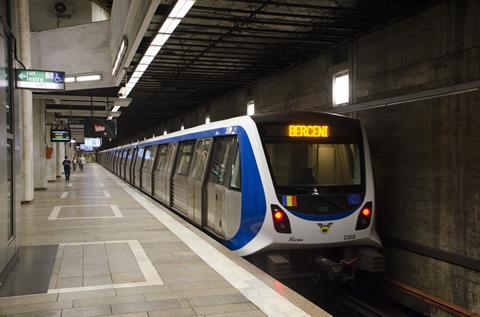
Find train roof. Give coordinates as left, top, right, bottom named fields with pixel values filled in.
left=251, top=111, right=358, bottom=125
left=101, top=111, right=358, bottom=152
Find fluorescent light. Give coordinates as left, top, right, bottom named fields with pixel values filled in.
left=126, top=82, right=135, bottom=89
left=108, top=116, right=113, bottom=120
left=131, top=70, right=144, bottom=78
left=159, top=18, right=181, bottom=34
left=112, top=105, right=120, bottom=112
left=144, top=45, right=162, bottom=56
left=115, top=0, right=197, bottom=99
left=205, top=115, right=210, bottom=124
left=112, top=38, right=127, bottom=75
left=247, top=100, right=255, bottom=116
left=129, top=76, right=139, bottom=85
left=70, top=139, right=76, bottom=143
left=139, top=55, right=155, bottom=65
left=65, top=76, right=75, bottom=83
left=76, top=74, right=102, bottom=82
left=163, top=130, right=167, bottom=135
left=151, top=33, right=170, bottom=46
left=135, top=64, right=148, bottom=72
left=333, top=73, right=349, bottom=105
left=169, top=0, right=196, bottom=18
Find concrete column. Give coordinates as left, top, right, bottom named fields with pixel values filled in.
left=18, top=0, right=33, bottom=202
left=33, top=100, right=47, bottom=189
left=56, top=142, right=64, bottom=178
left=46, top=114, right=56, bottom=182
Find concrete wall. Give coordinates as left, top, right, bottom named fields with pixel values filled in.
left=32, top=99, right=47, bottom=189
left=46, top=113, right=56, bottom=182
left=144, top=0, right=480, bottom=314
left=30, top=20, right=114, bottom=90
left=30, top=0, right=96, bottom=31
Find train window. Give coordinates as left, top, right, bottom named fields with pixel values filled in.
left=175, top=142, right=194, bottom=176
left=230, top=148, right=241, bottom=190
left=190, top=139, right=212, bottom=180
left=265, top=142, right=361, bottom=187
left=155, top=145, right=168, bottom=172
left=208, top=136, right=236, bottom=186
left=196, top=139, right=211, bottom=180
left=164, top=143, right=178, bottom=173
left=143, top=146, right=158, bottom=171
left=190, top=140, right=205, bottom=179
left=135, top=148, right=144, bottom=168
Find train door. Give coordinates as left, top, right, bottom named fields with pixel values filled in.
left=122, top=149, right=130, bottom=179
left=205, top=136, right=240, bottom=237
left=172, top=141, right=195, bottom=215
left=164, top=143, right=178, bottom=206
left=152, top=144, right=168, bottom=203
left=130, top=148, right=138, bottom=183
left=187, top=138, right=212, bottom=225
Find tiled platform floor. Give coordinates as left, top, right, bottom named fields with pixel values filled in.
left=0, top=164, right=330, bottom=317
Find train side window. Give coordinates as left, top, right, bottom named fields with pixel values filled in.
left=190, top=140, right=204, bottom=179
left=155, top=144, right=168, bottom=172
left=143, top=146, right=157, bottom=170
left=196, top=139, right=211, bottom=180
left=230, top=147, right=241, bottom=190
left=208, top=136, right=236, bottom=186
left=175, top=141, right=195, bottom=176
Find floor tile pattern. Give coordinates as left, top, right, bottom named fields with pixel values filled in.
left=0, top=164, right=329, bottom=317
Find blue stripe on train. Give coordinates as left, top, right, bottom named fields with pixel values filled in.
left=141, top=126, right=266, bottom=251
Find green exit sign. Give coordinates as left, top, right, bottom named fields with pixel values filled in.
left=15, top=69, right=65, bottom=91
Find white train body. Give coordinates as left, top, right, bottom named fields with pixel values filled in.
left=98, top=112, right=382, bottom=273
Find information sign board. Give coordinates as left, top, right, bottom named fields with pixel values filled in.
left=15, top=69, right=65, bottom=90
left=50, top=129, right=71, bottom=142
left=84, top=137, right=101, bottom=147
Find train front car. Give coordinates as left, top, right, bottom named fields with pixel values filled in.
left=247, top=112, right=384, bottom=280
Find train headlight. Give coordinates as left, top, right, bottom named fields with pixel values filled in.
left=356, top=202, right=373, bottom=230
left=271, top=205, right=291, bottom=234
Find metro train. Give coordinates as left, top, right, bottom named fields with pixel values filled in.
left=97, top=112, right=384, bottom=279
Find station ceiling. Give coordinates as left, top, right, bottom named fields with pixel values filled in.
left=118, top=0, right=433, bottom=140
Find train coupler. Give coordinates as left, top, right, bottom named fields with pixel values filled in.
left=314, top=255, right=358, bottom=283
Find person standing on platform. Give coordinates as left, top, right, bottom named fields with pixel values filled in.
left=79, top=155, right=86, bottom=172
left=62, top=156, right=72, bottom=181
left=72, top=157, right=77, bottom=171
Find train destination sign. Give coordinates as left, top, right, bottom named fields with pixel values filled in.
left=288, top=125, right=329, bottom=138
left=15, top=69, right=65, bottom=90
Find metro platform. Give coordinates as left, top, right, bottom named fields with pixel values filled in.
left=0, top=164, right=329, bottom=317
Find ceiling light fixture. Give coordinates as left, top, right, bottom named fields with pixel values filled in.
left=112, top=105, right=121, bottom=112
left=76, top=74, right=102, bottom=82
left=65, top=76, right=75, bottom=83
left=117, top=0, right=197, bottom=99
left=112, top=37, right=127, bottom=76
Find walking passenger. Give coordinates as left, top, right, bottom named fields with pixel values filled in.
left=62, top=156, right=72, bottom=181
left=79, top=155, right=86, bottom=171
left=72, top=157, right=77, bottom=171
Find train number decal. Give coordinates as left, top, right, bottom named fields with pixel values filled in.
left=344, top=234, right=356, bottom=240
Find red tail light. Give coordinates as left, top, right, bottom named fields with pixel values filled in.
left=356, top=202, right=372, bottom=230
left=271, top=205, right=291, bottom=233
left=361, top=208, right=371, bottom=217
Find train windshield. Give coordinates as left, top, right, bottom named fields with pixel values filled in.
left=265, top=142, right=361, bottom=189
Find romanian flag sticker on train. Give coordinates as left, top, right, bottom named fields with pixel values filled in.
left=282, top=195, right=297, bottom=207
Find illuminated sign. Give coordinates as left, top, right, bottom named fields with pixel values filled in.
left=50, top=129, right=71, bottom=142
left=15, top=69, right=65, bottom=90
left=288, top=125, right=329, bottom=138
left=85, top=137, right=101, bottom=147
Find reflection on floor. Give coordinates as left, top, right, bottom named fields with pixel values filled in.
left=0, top=245, right=58, bottom=297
